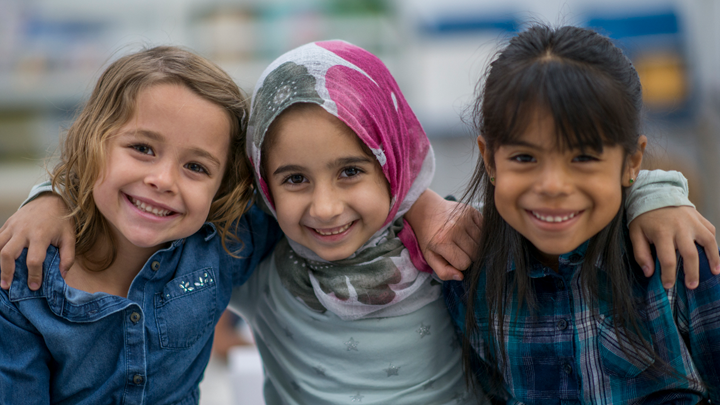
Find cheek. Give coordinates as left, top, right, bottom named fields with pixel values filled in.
left=360, top=181, right=392, bottom=224
left=270, top=195, right=301, bottom=235
left=493, top=178, right=520, bottom=206
left=188, top=180, right=223, bottom=219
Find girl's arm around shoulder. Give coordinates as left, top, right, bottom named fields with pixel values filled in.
left=406, top=190, right=482, bottom=281
left=1, top=184, right=75, bottom=291
left=628, top=170, right=720, bottom=289
left=673, top=245, right=720, bottom=400
left=0, top=266, right=52, bottom=404
left=219, top=204, right=282, bottom=287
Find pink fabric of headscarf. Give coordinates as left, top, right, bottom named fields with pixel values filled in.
left=247, top=41, right=438, bottom=319
left=247, top=40, right=435, bottom=274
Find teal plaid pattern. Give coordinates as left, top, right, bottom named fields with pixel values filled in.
left=443, top=244, right=720, bottom=404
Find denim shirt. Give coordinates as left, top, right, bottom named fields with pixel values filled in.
left=443, top=242, right=720, bottom=405
left=0, top=205, right=281, bottom=405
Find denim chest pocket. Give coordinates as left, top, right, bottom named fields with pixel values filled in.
left=155, top=268, right=217, bottom=349
left=597, top=315, right=655, bottom=378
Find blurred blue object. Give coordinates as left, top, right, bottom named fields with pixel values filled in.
left=586, top=10, right=694, bottom=122
left=421, top=15, right=518, bottom=35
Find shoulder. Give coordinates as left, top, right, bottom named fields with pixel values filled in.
left=442, top=280, right=469, bottom=324
left=674, top=244, right=719, bottom=285
left=5, top=246, right=59, bottom=299
left=0, top=247, right=59, bottom=330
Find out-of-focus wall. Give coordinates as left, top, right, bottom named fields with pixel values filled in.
left=1, top=0, right=719, bottom=230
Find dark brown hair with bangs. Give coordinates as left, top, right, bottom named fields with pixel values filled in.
left=459, top=25, right=684, bottom=394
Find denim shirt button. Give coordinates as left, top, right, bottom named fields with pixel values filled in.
left=151, top=261, right=161, bottom=271
left=557, top=319, right=568, bottom=330
left=130, top=312, right=141, bottom=323
left=562, top=362, right=573, bottom=375
left=133, top=374, right=144, bottom=385
left=555, top=279, right=566, bottom=290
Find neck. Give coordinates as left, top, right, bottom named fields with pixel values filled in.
left=64, top=233, right=166, bottom=297
left=531, top=245, right=560, bottom=272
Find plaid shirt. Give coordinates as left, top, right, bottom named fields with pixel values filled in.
left=443, top=243, right=720, bottom=405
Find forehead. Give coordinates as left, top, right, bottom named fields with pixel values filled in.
left=269, top=104, right=373, bottom=158
left=126, top=84, right=231, bottom=153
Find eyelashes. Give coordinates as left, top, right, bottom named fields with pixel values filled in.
left=129, top=143, right=211, bottom=176
left=280, top=166, right=366, bottom=185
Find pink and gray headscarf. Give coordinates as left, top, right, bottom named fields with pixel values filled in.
left=247, top=40, right=438, bottom=320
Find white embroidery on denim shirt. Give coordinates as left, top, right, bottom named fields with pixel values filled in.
left=179, top=272, right=213, bottom=293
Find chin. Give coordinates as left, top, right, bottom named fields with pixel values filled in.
left=534, top=241, right=579, bottom=255
left=311, top=246, right=355, bottom=262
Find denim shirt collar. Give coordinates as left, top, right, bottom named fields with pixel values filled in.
left=8, top=223, right=218, bottom=323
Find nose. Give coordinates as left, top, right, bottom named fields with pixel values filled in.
left=309, top=184, right=343, bottom=221
left=145, top=160, right=179, bottom=193
left=534, top=161, right=572, bottom=197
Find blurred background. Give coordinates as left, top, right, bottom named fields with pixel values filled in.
left=0, top=0, right=718, bottom=403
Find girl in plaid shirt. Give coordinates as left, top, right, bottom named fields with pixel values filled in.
left=444, top=25, right=720, bottom=404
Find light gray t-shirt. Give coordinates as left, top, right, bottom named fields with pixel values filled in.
left=230, top=249, right=481, bottom=405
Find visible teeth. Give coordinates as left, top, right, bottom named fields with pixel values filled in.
left=314, top=222, right=352, bottom=236
left=131, top=197, right=171, bottom=217
left=532, top=211, right=576, bottom=223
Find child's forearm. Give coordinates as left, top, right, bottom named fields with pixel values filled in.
left=625, top=170, right=693, bottom=223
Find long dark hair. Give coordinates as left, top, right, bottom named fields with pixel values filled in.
left=461, top=25, right=660, bottom=391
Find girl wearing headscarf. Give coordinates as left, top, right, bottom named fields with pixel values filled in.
left=231, top=40, right=479, bottom=404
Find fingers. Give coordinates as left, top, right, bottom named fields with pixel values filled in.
left=654, top=236, right=678, bottom=289
left=58, top=239, right=76, bottom=278
left=427, top=232, right=472, bottom=272
left=676, top=237, right=699, bottom=289
left=463, top=209, right=483, bottom=262
left=468, top=208, right=483, bottom=234
left=25, top=243, right=47, bottom=291
left=628, top=224, right=655, bottom=277
left=695, top=217, right=720, bottom=275
left=438, top=206, right=482, bottom=267
left=699, top=215, right=717, bottom=236
left=444, top=225, right=479, bottom=269
left=0, top=237, right=24, bottom=290
left=425, top=251, right=464, bottom=281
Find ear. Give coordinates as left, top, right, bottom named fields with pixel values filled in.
left=624, top=135, right=647, bottom=187
left=477, top=135, right=494, bottom=179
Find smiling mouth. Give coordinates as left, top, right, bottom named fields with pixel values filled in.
left=531, top=211, right=580, bottom=223
left=128, top=195, right=175, bottom=217
left=313, top=221, right=354, bottom=236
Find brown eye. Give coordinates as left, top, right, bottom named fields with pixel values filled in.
left=341, top=167, right=362, bottom=177
left=572, top=155, right=598, bottom=163
left=186, top=162, right=209, bottom=175
left=286, top=174, right=306, bottom=184
left=132, top=144, right=154, bottom=155
left=511, top=154, right=534, bottom=163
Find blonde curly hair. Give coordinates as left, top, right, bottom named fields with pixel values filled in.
left=52, top=46, right=254, bottom=270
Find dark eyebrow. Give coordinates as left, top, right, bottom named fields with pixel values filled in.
left=273, top=164, right=305, bottom=177
left=334, top=156, right=375, bottom=167
left=123, top=129, right=223, bottom=169
left=271, top=156, right=375, bottom=177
